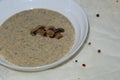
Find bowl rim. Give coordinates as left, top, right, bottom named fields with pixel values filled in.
left=0, top=0, right=89, bottom=71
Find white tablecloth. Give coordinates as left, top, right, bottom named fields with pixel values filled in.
left=0, top=0, right=120, bottom=80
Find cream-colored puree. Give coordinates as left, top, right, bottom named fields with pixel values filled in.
left=0, top=9, right=75, bottom=67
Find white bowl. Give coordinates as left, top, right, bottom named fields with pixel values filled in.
left=0, top=0, right=88, bottom=71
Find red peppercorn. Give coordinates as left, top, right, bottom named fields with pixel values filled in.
left=82, top=64, right=86, bottom=67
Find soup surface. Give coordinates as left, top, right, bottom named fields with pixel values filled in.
left=0, top=9, right=75, bottom=67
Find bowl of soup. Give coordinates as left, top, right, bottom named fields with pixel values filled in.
left=0, top=0, right=88, bottom=71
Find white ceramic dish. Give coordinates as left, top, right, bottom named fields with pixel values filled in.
left=0, top=0, right=88, bottom=71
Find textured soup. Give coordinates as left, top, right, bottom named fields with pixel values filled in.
left=0, top=9, right=75, bottom=67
